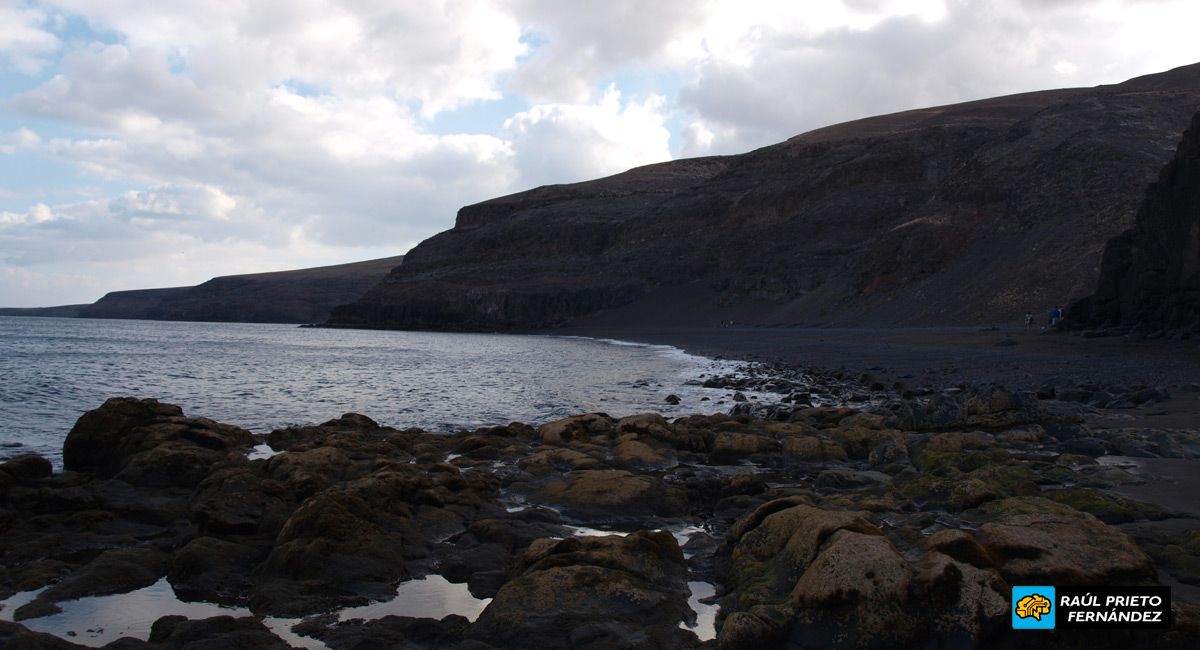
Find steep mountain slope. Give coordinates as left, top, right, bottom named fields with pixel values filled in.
left=79, top=256, right=404, bottom=324
left=328, top=63, right=1200, bottom=331
left=1072, top=110, right=1200, bottom=332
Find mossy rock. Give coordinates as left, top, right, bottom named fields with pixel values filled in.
left=1045, top=487, right=1170, bottom=524
left=913, top=450, right=962, bottom=475
left=782, top=436, right=848, bottom=463
left=973, top=497, right=1156, bottom=585
left=1158, top=545, right=1200, bottom=585
left=967, top=464, right=1043, bottom=491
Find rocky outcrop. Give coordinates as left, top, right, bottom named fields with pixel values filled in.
left=329, top=63, right=1200, bottom=331
left=1072, top=110, right=1200, bottom=332
left=76, top=255, right=403, bottom=324
left=4, top=392, right=1200, bottom=649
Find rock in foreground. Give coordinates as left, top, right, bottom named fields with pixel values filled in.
left=1, top=393, right=1199, bottom=649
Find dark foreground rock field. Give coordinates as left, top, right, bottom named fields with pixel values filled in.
left=3, top=385, right=1200, bottom=649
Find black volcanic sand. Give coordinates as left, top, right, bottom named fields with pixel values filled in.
left=548, top=325, right=1200, bottom=394
left=554, top=324, right=1200, bottom=544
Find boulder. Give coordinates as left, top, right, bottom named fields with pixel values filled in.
left=16, top=547, right=171, bottom=620
left=537, top=414, right=615, bottom=445
left=536, top=470, right=687, bottom=521
left=719, top=501, right=1010, bottom=650
left=149, top=615, right=295, bottom=649
left=470, top=530, right=694, bottom=650
left=250, top=470, right=424, bottom=615
left=782, top=436, right=848, bottom=463
left=0, top=455, right=53, bottom=483
left=973, top=497, right=1157, bottom=585
left=62, top=397, right=253, bottom=488
left=169, top=537, right=266, bottom=604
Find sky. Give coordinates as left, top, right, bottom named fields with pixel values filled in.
left=2, top=0, right=1199, bottom=307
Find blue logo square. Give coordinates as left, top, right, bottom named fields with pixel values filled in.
left=1012, top=586, right=1055, bottom=629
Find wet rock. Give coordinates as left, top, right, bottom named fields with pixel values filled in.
left=470, top=530, right=694, bottom=650
left=536, top=414, right=614, bottom=446
left=34, top=547, right=170, bottom=607
left=189, top=467, right=291, bottom=537
left=1044, top=487, right=1169, bottom=524
left=867, top=436, right=908, bottom=466
left=250, top=471, right=420, bottom=615
left=306, top=613, right=472, bottom=650
left=0, top=455, right=53, bottom=483
left=63, top=397, right=253, bottom=488
left=973, top=497, right=1157, bottom=585
left=814, top=468, right=893, bottom=490
left=536, top=470, right=687, bottom=521
left=618, top=413, right=709, bottom=452
left=1063, top=437, right=1109, bottom=457
left=781, top=435, right=848, bottom=463
left=517, top=448, right=606, bottom=475
left=0, top=620, right=88, bottom=649
left=709, top=431, right=767, bottom=463
left=719, top=500, right=1008, bottom=650
left=611, top=439, right=676, bottom=469
left=169, top=537, right=266, bottom=604
left=825, top=424, right=904, bottom=461
left=149, top=615, right=295, bottom=649
left=920, top=529, right=1000, bottom=569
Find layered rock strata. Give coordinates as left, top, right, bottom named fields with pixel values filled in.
left=329, top=64, right=1200, bottom=331
left=1072, top=111, right=1200, bottom=333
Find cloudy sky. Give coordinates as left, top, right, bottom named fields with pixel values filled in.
left=2, top=0, right=1198, bottom=307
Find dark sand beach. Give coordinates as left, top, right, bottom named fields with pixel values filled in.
left=556, top=324, right=1200, bottom=395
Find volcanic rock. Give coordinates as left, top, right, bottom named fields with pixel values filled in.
left=329, top=64, right=1200, bottom=331
left=1073, top=110, right=1200, bottom=331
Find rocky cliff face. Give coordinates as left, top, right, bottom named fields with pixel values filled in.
left=329, top=63, right=1200, bottom=331
left=1072, top=111, right=1200, bottom=332
left=79, top=256, right=403, bottom=324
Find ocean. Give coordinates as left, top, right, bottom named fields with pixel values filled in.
left=0, top=316, right=746, bottom=468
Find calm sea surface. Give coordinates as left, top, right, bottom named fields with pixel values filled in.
left=0, top=316, right=743, bottom=468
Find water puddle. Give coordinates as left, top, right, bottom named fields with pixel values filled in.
left=0, top=579, right=250, bottom=647
left=247, top=443, right=281, bottom=460
left=337, top=575, right=491, bottom=623
left=564, top=524, right=626, bottom=538
left=681, top=581, right=719, bottom=641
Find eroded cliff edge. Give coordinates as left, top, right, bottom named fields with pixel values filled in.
left=328, top=63, right=1200, bottom=331
left=1072, top=110, right=1200, bottom=333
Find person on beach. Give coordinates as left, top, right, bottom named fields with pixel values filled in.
left=1025, top=311, right=1034, bottom=331
left=1049, top=305, right=1062, bottom=327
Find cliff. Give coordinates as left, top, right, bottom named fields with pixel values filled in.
left=78, top=256, right=404, bottom=324
left=328, top=63, right=1200, bottom=331
left=1072, top=111, right=1200, bottom=333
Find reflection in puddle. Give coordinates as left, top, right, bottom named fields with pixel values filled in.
left=682, top=581, right=719, bottom=641
left=565, top=524, right=625, bottom=538
left=338, top=575, right=491, bottom=623
left=672, top=525, right=704, bottom=549
left=247, top=443, right=281, bottom=460
left=0, top=579, right=249, bottom=647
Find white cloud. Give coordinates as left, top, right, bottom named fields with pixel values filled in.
left=510, top=0, right=713, bottom=103
left=4, top=0, right=1200, bottom=307
left=503, top=86, right=672, bottom=187
left=0, top=1, right=61, bottom=73
left=0, top=127, right=41, bottom=153
left=675, top=0, right=1200, bottom=154
left=41, top=0, right=526, bottom=116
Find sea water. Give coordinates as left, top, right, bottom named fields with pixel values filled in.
left=0, top=315, right=737, bottom=645
left=0, top=316, right=747, bottom=468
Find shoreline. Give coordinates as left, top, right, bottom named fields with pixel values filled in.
left=546, top=324, right=1200, bottom=392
